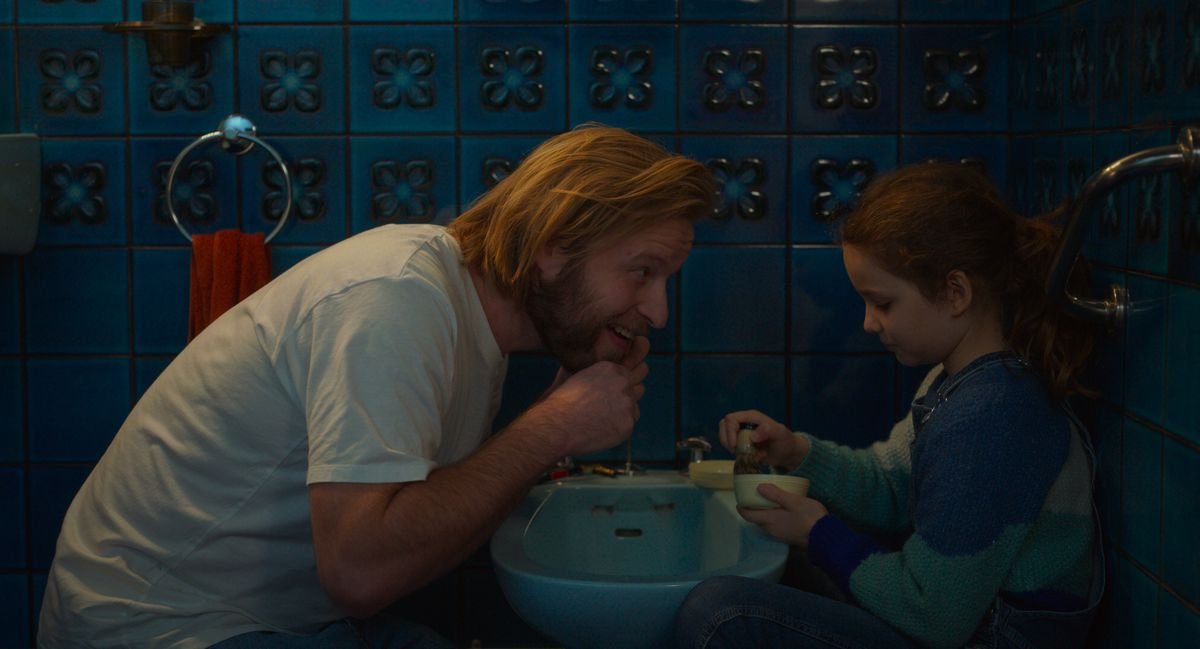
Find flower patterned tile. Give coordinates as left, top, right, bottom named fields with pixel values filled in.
left=348, top=25, right=456, bottom=134
left=128, top=30, right=235, bottom=135
left=1126, top=129, right=1171, bottom=275
left=1093, top=0, right=1133, bottom=129
left=1008, top=20, right=1037, bottom=133
left=681, top=0, right=788, bottom=20
left=1062, top=1, right=1098, bottom=130
left=129, top=137, right=239, bottom=245
left=900, top=134, right=1007, bottom=192
left=900, top=25, right=1007, bottom=133
left=1060, top=134, right=1093, bottom=208
left=1024, top=13, right=1065, bottom=132
left=680, top=246, right=787, bottom=353
left=680, top=355, right=787, bottom=455
left=570, top=0, right=676, bottom=20
left=236, top=26, right=346, bottom=135
left=791, top=134, right=897, bottom=244
left=1082, top=132, right=1131, bottom=267
left=1130, top=0, right=1172, bottom=125
left=680, top=25, right=787, bottom=133
left=458, top=25, right=567, bottom=133
left=349, top=136, right=457, bottom=234
left=1170, top=128, right=1200, bottom=285
left=458, top=135, right=544, bottom=209
left=18, top=27, right=126, bottom=135
left=36, top=139, right=127, bottom=246
left=793, top=0, right=896, bottom=21
left=27, top=358, right=131, bottom=463
left=1166, top=0, right=1200, bottom=122
left=569, top=24, right=676, bottom=132
left=681, top=136, right=787, bottom=244
left=792, top=25, right=899, bottom=134
left=1029, top=136, right=1063, bottom=216
left=348, top=0, right=454, bottom=21
left=239, top=136, right=349, bottom=245
left=24, top=248, right=128, bottom=354
left=791, top=355, right=895, bottom=449
left=791, top=246, right=882, bottom=353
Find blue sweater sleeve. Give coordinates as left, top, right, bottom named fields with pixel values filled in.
left=808, top=514, right=888, bottom=595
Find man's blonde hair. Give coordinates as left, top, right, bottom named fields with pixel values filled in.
left=448, top=124, right=715, bottom=306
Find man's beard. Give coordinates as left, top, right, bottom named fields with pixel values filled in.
left=526, top=265, right=613, bottom=373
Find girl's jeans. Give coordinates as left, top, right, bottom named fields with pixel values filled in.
left=675, top=568, right=1101, bottom=649
left=675, top=576, right=918, bottom=649
left=206, top=611, right=455, bottom=649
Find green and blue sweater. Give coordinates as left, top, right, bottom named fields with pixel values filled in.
left=799, top=352, right=1097, bottom=649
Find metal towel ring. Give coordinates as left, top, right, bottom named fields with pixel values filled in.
left=165, top=114, right=292, bottom=244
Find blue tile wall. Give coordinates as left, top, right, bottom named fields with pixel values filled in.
left=2, top=0, right=1198, bottom=644
left=0, top=360, right=21, bottom=461
left=0, top=27, right=13, bottom=130
left=0, top=256, right=17, bottom=354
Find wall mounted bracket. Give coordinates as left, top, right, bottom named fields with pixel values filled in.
left=104, top=1, right=230, bottom=68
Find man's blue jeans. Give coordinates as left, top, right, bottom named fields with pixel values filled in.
left=207, top=610, right=455, bottom=649
left=675, top=576, right=918, bottom=649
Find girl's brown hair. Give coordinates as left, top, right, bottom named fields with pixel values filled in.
left=448, top=124, right=716, bottom=306
left=840, top=162, right=1094, bottom=400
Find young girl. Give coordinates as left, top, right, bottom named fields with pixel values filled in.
left=675, top=162, right=1103, bottom=649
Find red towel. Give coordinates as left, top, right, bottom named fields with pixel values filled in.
left=189, top=229, right=271, bottom=340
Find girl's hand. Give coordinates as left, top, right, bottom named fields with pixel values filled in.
left=737, top=486, right=829, bottom=548
left=719, top=410, right=809, bottom=469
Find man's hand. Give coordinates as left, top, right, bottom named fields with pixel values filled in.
left=525, top=335, right=650, bottom=458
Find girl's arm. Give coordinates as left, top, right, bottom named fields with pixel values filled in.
left=796, top=420, right=915, bottom=533
left=809, top=382, right=1073, bottom=648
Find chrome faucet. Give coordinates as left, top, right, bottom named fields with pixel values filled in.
left=676, top=437, right=712, bottom=474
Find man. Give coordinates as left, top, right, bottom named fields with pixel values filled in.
left=39, top=125, right=715, bottom=648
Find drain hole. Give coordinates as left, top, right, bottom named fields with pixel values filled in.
left=591, top=505, right=615, bottom=517
left=654, top=503, right=675, bottom=513
left=614, top=528, right=643, bottom=538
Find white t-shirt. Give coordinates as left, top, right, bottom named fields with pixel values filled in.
left=39, top=224, right=508, bottom=649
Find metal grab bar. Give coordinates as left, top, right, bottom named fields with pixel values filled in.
left=1045, top=126, right=1200, bottom=330
left=166, top=114, right=292, bottom=244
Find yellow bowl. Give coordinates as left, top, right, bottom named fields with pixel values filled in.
left=688, top=460, right=734, bottom=490
left=733, top=474, right=810, bottom=509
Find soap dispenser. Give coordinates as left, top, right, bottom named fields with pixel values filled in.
left=0, top=133, right=41, bottom=255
